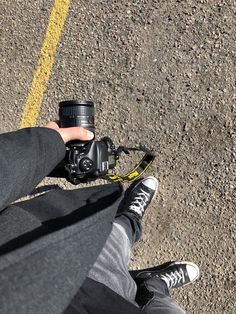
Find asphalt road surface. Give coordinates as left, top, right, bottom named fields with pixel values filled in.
left=0, top=1, right=235, bottom=313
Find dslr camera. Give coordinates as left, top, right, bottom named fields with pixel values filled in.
left=51, top=100, right=119, bottom=184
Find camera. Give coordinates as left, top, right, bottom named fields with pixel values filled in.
left=50, top=100, right=155, bottom=185
left=52, top=100, right=119, bottom=184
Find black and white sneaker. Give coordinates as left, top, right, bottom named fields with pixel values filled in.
left=133, top=261, right=200, bottom=289
left=124, top=176, right=158, bottom=219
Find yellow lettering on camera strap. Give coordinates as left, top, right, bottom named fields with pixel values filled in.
left=106, top=148, right=155, bottom=183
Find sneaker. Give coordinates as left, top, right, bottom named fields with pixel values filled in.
left=132, top=261, right=200, bottom=289
left=124, top=176, right=158, bottom=219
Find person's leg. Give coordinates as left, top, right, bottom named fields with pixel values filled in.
left=88, top=177, right=158, bottom=305
left=137, top=277, right=186, bottom=314
left=132, top=261, right=200, bottom=314
left=87, top=214, right=139, bottom=304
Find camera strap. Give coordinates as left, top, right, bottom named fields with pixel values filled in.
left=106, top=145, right=156, bottom=183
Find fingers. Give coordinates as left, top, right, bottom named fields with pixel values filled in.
left=44, top=121, right=94, bottom=143
left=59, top=127, right=94, bottom=143
left=45, top=121, right=59, bottom=129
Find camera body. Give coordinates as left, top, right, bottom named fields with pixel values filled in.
left=65, top=137, right=117, bottom=184
left=50, top=100, right=119, bottom=184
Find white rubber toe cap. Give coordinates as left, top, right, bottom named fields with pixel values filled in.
left=142, top=176, right=159, bottom=192
left=186, top=263, right=200, bottom=282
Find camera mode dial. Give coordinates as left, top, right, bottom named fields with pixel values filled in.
left=79, top=157, right=94, bottom=172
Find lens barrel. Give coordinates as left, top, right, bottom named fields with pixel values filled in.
left=59, top=100, right=95, bottom=134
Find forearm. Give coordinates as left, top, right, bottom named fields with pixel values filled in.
left=0, top=127, right=65, bottom=211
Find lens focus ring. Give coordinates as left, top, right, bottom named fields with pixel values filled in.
left=59, top=100, right=95, bottom=133
left=59, top=101, right=94, bottom=116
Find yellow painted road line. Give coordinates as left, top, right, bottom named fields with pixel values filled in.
left=20, top=0, right=70, bottom=128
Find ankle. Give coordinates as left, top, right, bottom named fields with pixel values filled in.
left=115, top=213, right=142, bottom=244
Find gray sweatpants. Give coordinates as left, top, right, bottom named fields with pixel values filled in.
left=88, top=216, right=185, bottom=314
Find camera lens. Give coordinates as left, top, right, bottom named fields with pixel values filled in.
left=59, top=100, right=95, bottom=134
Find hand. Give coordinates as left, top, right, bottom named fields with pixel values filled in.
left=45, top=121, right=94, bottom=144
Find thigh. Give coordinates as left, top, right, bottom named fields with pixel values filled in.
left=88, top=219, right=137, bottom=303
